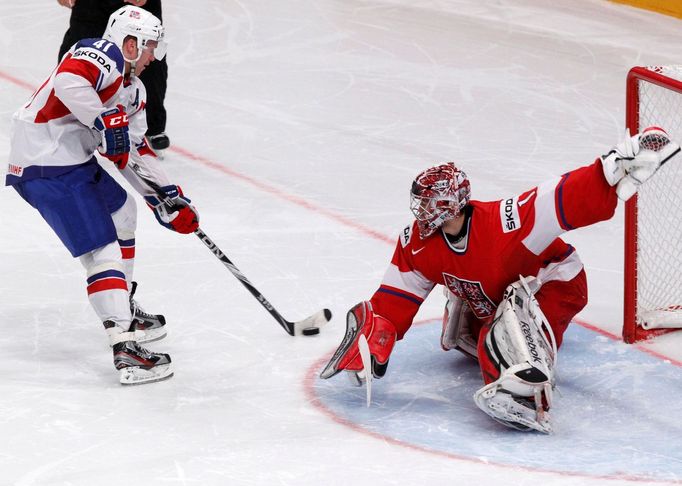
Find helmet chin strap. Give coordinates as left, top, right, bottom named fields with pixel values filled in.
left=129, top=59, right=138, bottom=79
left=122, top=42, right=144, bottom=81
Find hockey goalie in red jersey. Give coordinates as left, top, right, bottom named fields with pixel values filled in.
left=320, top=127, right=680, bottom=433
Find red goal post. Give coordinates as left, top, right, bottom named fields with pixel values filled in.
left=624, top=66, right=682, bottom=343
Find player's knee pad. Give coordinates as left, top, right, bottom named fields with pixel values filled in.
left=111, top=193, right=137, bottom=241
left=441, top=289, right=479, bottom=360
left=473, top=277, right=557, bottom=433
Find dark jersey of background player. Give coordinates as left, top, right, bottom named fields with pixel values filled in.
left=58, top=0, right=170, bottom=151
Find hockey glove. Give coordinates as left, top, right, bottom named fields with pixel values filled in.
left=94, top=104, right=130, bottom=169
left=601, top=126, right=680, bottom=200
left=319, top=301, right=396, bottom=383
left=145, top=185, right=200, bottom=234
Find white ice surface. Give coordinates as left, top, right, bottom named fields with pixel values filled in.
left=1, top=1, right=682, bottom=485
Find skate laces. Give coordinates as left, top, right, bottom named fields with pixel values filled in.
left=125, top=340, right=152, bottom=357
left=136, top=343, right=152, bottom=357
left=132, top=299, right=156, bottom=320
left=129, top=282, right=156, bottom=320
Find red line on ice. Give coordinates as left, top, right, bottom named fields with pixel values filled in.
left=168, top=145, right=395, bottom=245
left=0, top=71, right=37, bottom=91
left=304, top=318, right=682, bottom=484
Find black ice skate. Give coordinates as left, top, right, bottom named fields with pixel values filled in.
left=113, top=339, right=173, bottom=385
left=129, top=281, right=167, bottom=343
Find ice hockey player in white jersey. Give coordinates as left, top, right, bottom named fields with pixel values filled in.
left=6, top=6, right=199, bottom=385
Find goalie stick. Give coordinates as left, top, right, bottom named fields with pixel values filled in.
left=126, top=158, right=332, bottom=336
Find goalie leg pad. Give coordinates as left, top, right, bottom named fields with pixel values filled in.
left=474, top=277, right=557, bottom=433
left=319, top=301, right=396, bottom=383
left=441, top=290, right=480, bottom=359
left=474, top=384, right=552, bottom=433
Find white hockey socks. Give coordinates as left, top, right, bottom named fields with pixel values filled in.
left=79, top=241, right=132, bottom=338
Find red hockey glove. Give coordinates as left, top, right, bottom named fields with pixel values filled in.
left=319, top=301, right=396, bottom=382
left=94, top=104, right=130, bottom=168
left=145, top=185, right=200, bottom=234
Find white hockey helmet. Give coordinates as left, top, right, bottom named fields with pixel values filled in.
left=103, top=5, right=167, bottom=63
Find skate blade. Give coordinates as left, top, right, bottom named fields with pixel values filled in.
left=120, top=364, right=173, bottom=385
left=136, top=328, right=168, bottom=344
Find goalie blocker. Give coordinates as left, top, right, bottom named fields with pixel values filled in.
left=320, top=301, right=396, bottom=385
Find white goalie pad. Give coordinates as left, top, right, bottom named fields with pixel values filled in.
left=441, top=289, right=478, bottom=359
left=475, top=383, right=553, bottom=433
left=473, top=276, right=558, bottom=433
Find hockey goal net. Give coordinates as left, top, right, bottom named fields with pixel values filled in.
left=624, top=66, right=682, bottom=343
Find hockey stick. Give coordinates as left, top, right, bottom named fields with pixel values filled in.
left=126, top=159, right=332, bottom=336
left=193, top=227, right=331, bottom=336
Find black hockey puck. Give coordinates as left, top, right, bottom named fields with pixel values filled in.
left=302, top=327, right=320, bottom=336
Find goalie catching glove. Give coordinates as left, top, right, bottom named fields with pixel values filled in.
left=145, top=185, right=200, bottom=234
left=319, top=301, right=396, bottom=384
left=94, top=104, right=130, bottom=169
left=601, top=126, right=680, bottom=200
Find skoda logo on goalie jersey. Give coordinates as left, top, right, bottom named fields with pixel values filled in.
left=500, top=196, right=521, bottom=233
left=443, top=273, right=495, bottom=318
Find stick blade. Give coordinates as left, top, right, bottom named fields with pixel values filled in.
left=292, top=308, right=332, bottom=336
left=358, top=334, right=372, bottom=407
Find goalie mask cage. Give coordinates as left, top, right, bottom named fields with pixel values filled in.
left=624, top=66, right=682, bottom=343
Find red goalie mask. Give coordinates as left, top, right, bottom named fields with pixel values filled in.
left=410, top=162, right=471, bottom=238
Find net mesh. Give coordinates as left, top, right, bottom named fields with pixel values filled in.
left=636, top=66, right=682, bottom=329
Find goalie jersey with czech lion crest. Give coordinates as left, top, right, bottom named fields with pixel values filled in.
left=371, top=159, right=618, bottom=340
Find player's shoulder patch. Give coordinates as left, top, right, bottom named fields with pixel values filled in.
left=499, top=196, right=521, bottom=233
left=400, top=223, right=413, bottom=248
left=72, top=38, right=124, bottom=75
